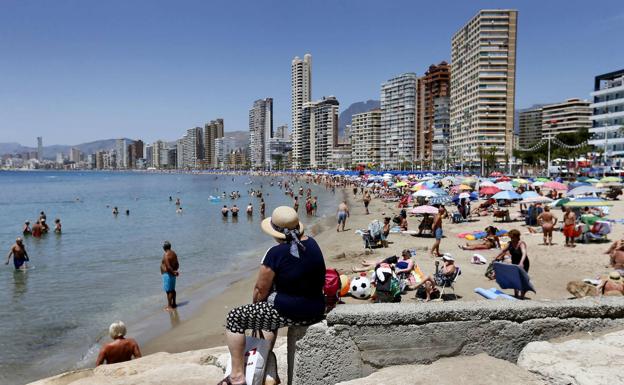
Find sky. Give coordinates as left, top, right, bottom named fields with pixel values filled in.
left=1, top=0, right=623, bottom=146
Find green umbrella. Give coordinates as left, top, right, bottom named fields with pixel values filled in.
left=553, top=198, right=570, bottom=207
left=600, top=176, right=621, bottom=183
left=535, top=177, right=550, bottom=182
left=586, top=178, right=599, bottom=183
left=577, top=176, right=589, bottom=182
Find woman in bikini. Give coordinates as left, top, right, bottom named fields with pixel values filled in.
left=537, top=205, right=557, bottom=246
left=459, top=226, right=500, bottom=250
left=493, top=229, right=530, bottom=299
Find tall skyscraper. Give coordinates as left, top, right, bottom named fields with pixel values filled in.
left=380, top=73, right=418, bottom=170
left=249, top=98, right=273, bottom=169
left=176, top=138, right=185, bottom=169
left=276, top=124, right=288, bottom=139
left=417, top=62, right=450, bottom=167
left=588, top=69, right=624, bottom=162
left=184, top=127, right=203, bottom=169
left=450, top=9, right=518, bottom=164
left=69, top=148, right=81, bottom=163
left=37, top=137, right=43, bottom=161
left=291, top=54, right=312, bottom=169
left=432, top=97, right=451, bottom=169
left=351, top=109, right=382, bottom=166
left=115, top=139, right=128, bottom=169
left=296, top=96, right=339, bottom=169
left=204, top=119, right=224, bottom=168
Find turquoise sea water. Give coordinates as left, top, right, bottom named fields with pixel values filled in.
left=0, top=171, right=337, bottom=385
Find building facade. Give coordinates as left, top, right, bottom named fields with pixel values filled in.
left=588, top=69, right=624, bottom=161
left=291, top=54, right=312, bottom=169
left=541, top=98, right=591, bottom=138
left=518, top=106, right=543, bottom=148
left=37, top=137, right=43, bottom=161
left=184, top=127, right=203, bottom=169
left=204, top=119, right=224, bottom=168
left=432, top=96, right=451, bottom=169
left=276, top=124, right=288, bottom=139
left=249, top=98, right=273, bottom=169
left=450, top=9, right=518, bottom=164
left=380, top=73, right=418, bottom=169
left=350, top=109, right=382, bottom=166
left=417, top=62, right=450, bottom=167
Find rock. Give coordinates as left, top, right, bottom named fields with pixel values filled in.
left=336, top=354, right=546, bottom=385
left=28, top=337, right=289, bottom=385
left=517, top=329, right=624, bottom=385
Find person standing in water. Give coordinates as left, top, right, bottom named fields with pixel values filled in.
left=160, top=241, right=179, bottom=311
left=54, top=218, right=62, bottom=233
left=260, top=199, right=266, bottom=217
left=23, top=221, right=32, bottom=235
left=222, top=205, right=229, bottom=217
left=6, top=237, right=29, bottom=270
left=246, top=203, right=253, bottom=216
left=231, top=205, right=239, bottom=217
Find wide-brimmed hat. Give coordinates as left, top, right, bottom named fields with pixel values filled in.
left=261, top=206, right=304, bottom=240
left=442, top=253, right=455, bottom=262
left=609, top=271, right=622, bottom=282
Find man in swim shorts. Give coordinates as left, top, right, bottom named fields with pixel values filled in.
left=221, top=205, right=229, bottom=217
left=336, top=201, right=349, bottom=232
left=537, top=206, right=557, bottom=246
left=6, top=237, right=29, bottom=270
left=431, top=207, right=444, bottom=257
left=160, top=241, right=179, bottom=311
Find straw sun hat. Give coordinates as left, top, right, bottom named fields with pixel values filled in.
left=609, top=271, right=622, bottom=282
left=261, top=206, right=304, bottom=240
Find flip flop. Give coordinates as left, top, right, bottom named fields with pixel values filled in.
left=217, top=376, right=247, bottom=385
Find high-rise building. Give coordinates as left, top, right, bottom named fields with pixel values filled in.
left=417, top=62, right=450, bottom=167
left=297, top=96, right=339, bottom=169
left=518, top=106, right=544, bottom=148
left=95, top=151, right=105, bottom=169
left=69, top=148, right=81, bottom=163
left=380, top=73, right=418, bottom=170
left=291, top=54, right=312, bottom=169
left=351, top=109, right=382, bottom=166
left=276, top=124, right=288, bottom=139
left=432, top=97, right=451, bottom=169
left=152, top=140, right=165, bottom=169
left=450, top=9, right=518, bottom=164
left=588, top=69, right=624, bottom=161
left=176, top=138, right=185, bottom=170
left=37, top=137, right=43, bottom=161
left=145, top=144, right=153, bottom=168
left=204, top=119, right=224, bottom=168
left=542, top=99, right=591, bottom=138
left=115, top=139, right=128, bottom=169
left=249, top=98, right=273, bottom=169
left=127, top=139, right=144, bottom=169
left=184, top=127, right=203, bottom=169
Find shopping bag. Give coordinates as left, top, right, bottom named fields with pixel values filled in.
left=225, top=331, right=272, bottom=385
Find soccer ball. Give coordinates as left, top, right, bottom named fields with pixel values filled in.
left=350, top=275, right=371, bottom=299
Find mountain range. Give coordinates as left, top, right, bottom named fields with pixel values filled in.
left=1, top=131, right=249, bottom=159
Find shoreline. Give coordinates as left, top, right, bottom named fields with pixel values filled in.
left=142, top=188, right=349, bottom=353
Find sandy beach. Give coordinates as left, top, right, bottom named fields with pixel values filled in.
left=143, top=186, right=622, bottom=355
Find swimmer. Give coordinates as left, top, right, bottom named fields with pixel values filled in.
left=6, top=237, right=29, bottom=270
left=231, top=205, right=239, bottom=217
left=176, top=207, right=183, bottom=214
left=54, top=218, right=62, bottom=233
left=113, top=207, right=119, bottom=215
left=23, top=221, right=32, bottom=235
left=246, top=203, right=253, bottom=215
left=221, top=205, right=229, bottom=217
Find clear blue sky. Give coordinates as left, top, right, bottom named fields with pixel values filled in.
left=1, top=0, right=623, bottom=146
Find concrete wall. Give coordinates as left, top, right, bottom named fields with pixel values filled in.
left=287, top=298, right=624, bottom=385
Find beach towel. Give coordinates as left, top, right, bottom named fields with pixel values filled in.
left=493, top=262, right=536, bottom=293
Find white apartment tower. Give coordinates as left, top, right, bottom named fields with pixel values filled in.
left=380, top=73, right=418, bottom=170
left=297, top=96, right=339, bottom=169
left=37, top=137, right=43, bottom=161
left=249, top=98, right=273, bottom=169
left=588, top=69, right=624, bottom=162
left=291, top=54, right=312, bottom=169
left=450, top=9, right=518, bottom=165
left=351, top=109, right=382, bottom=166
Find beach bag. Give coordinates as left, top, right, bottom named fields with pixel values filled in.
left=324, top=268, right=341, bottom=312
left=374, top=267, right=401, bottom=303
left=225, top=330, right=275, bottom=385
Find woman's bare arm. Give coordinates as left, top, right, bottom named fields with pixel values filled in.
left=253, top=265, right=275, bottom=303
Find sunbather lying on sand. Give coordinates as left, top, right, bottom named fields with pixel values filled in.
left=458, top=226, right=500, bottom=250
left=606, top=239, right=624, bottom=270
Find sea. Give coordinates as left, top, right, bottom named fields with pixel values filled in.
left=0, top=170, right=339, bottom=385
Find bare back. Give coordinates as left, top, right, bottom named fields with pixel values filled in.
left=160, top=250, right=179, bottom=275
left=97, top=338, right=141, bottom=365
left=432, top=214, right=442, bottom=231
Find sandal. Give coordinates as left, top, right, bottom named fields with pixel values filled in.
left=217, top=375, right=247, bottom=385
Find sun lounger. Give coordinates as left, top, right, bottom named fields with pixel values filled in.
left=582, top=221, right=611, bottom=243
left=492, top=262, right=536, bottom=294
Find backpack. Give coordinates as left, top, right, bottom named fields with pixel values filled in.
left=373, top=264, right=401, bottom=303
left=324, top=268, right=341, bottom=313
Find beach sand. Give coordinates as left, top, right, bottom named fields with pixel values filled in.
left=144, top=189, right=621, bottom=354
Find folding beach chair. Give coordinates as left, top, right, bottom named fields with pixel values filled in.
left=436, top=265, right=462, bottom=301
left=583, top=221, right=611, bottom=243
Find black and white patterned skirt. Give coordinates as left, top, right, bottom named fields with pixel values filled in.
left=226, top=301, right=309, bottom=334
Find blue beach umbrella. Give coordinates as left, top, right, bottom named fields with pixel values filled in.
left=520, top=191, right=539, bottom=199
left=492, top=190, right=521, bottom=200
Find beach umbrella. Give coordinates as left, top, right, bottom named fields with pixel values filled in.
left=586, top=178, right=600, bottom=183
left=429, top=195, right=452, bottom=205
left=567, top=186, right=606, bottom=197
left=569, top=182, right=591, bottom=189
left=413, top=189, right=438, bottom=198
left=492, top=190, right=521, bottom=200
left=411, top=205, right=439, bottom=215
left=479, top=186, right=501, bottom=195
left=479, top=180, right=497, bottom=187
left=577, top=176, right=590, bottom=182
left=520, top=196, right=553, bottom=204
left=495, top=181, right=514, bottom=191
left=600, top=176, right=621, bottom=183
left=513, top=178, right=530, bottom=185
left=395, top=181, right=407, bottom=187
left=458, top=192, right=471, bottom=199
left=535, top=177, right=550, bottom=182
left=429, top=188, right=448, bottom=196
left=458, top=184, right=473, bottom=190
left=553, top=198, right=570, bottom=207
left=564, top=198, right=614, bottom=208
left=490, top=171, right=503, bottom=177
left=543, top=181, right=567, bottom=191
left=496, top=176, right=511, bottom=182
left=520, top=191, right=539, bottom=199
left=532, top=181, right=545, bottom=187
left=597, top=182, right=623, bottom=188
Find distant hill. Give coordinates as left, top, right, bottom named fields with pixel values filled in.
left=0, top=138, right=134, bottom=159
left=338, top=100, right=381, bottom=138
left=222, top=130, right=249, bottom=150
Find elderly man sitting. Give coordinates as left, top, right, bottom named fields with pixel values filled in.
left=96, top=321, right=142, bottom=366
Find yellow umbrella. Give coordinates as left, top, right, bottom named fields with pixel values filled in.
left=513, top=178, right=530, bottom=185
left=600, top=176, right=621, bottom=183
left=458, top=184, right=472, bottom=190
left=395, top=181, right=407, bottom=187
